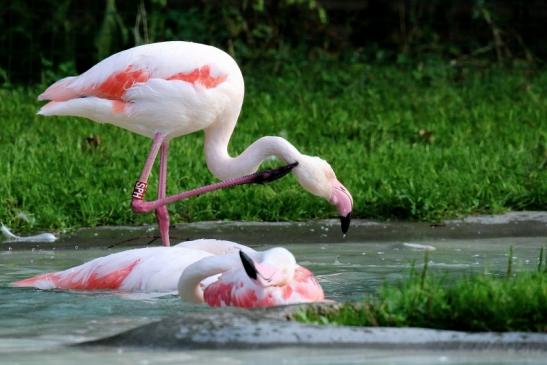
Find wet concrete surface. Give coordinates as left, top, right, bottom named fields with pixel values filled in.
left=6, top=211, right=547, bottom=250
left=81, top=305, right=547, bottom=351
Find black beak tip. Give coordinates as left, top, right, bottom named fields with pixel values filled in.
left=239, top=250, right=258, bottom=280
left=340, top=213, right=351, bottom=234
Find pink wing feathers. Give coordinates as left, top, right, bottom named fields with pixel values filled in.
left=13, top=254, right=143, bottom=290
left=203, top=266, right=324, bottom=308
left=36, top=42, right=236, bottom=138
left=39, top=65, right=225, bottom=103
left=14, top=260, right=140, bottom=290
left=12, top=246, right=210, bottom=291
left=38, top=42, right=228, bottom=103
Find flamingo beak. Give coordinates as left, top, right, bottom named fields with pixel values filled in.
left=330, top=180, right=353, bottom=234
left=239, top=250, right=283, bottom=286
left=340, top=213, right=351, bottom=235
left=239, top=250, right=258, bottom=280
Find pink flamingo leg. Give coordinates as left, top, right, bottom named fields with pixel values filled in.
left=131, top=162, right=297, bottom=214
left=156, top=141, right=170, bottom=246
left=130, top=132, right=167, bottom=238
left=133, top=132, right=165, bottom=188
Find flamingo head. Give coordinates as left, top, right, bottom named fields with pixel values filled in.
left=292, top=155, right=353, bottom=233
left=201, top=248, right=325, bottom=308
left=238, top=249, right=325, bottom=305
left=239, top=248, right=296, bottom=287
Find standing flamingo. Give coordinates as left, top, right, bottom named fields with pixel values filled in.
left=13, top=240, right=325, bottom=308
left=38, top=41, right=353, bottom=246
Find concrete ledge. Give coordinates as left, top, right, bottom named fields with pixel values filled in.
left=80, top=306, right=547, bottom=351
left=7, top=211, right=546, bottom=250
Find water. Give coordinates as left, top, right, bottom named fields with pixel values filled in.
left=1, top=219, right=546, bottom=364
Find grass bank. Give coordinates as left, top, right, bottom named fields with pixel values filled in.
left=1, top=63, right=546, bottom=230
left=295, top=249, right=547, bottom=332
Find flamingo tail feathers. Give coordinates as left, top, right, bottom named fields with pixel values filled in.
left=37, top=76, right=79, bottom=101
left=13, top=258, right=141, bottom=291
left=13, top=273, right=60, bottom=290
left=37, top=97, right=125, bottom=121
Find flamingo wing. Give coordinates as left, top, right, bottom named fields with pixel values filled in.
left=13, top=248, right=149, bottom=290
left=12, top=246, right=213, bottom=292
left=120, top=247, right=213, bottom=292
left=203, top=277, right=260, bottom=308
left=38, top=42, right=230, bottom=102
left=203, top=266, right=325, bottom=308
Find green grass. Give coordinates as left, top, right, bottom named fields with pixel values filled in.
left=294, top=249, right=547, bottom=332
left=1, top=63, right=546, bottom=230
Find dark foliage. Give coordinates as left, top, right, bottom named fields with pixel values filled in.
left=1, top=0, right=546, bottom=84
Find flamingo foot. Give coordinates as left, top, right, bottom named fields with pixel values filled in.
left=249, top=162, right=298, bottom=184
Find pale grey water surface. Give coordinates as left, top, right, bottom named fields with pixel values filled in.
left=1, top=214, right=546, bottom=364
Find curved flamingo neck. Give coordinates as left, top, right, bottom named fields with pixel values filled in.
left=204, top=115, right=303, bottom=180
left=177, top=253, right=241, bottom=303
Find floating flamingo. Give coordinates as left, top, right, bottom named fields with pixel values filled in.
left=13, top=240, right=324, bottom=308
left=38, top=41, right=353, bottom=246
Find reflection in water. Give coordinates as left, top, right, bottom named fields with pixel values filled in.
left=1, top=235, right=545, bottom=364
